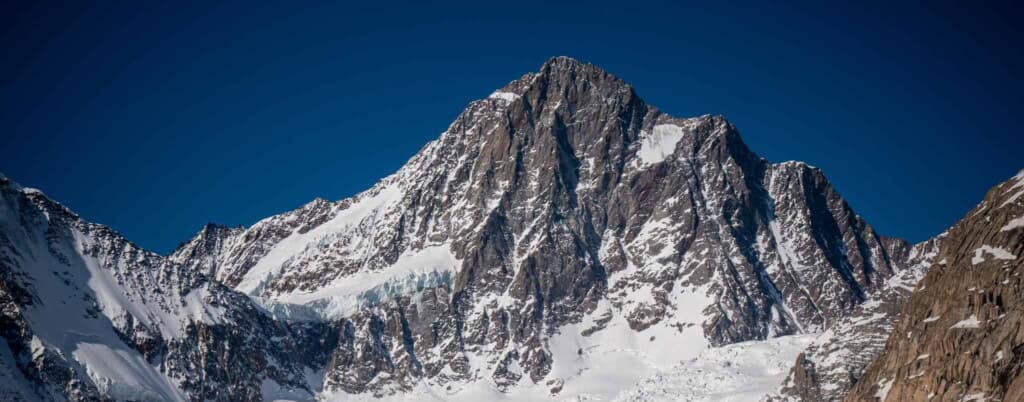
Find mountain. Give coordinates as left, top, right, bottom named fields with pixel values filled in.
left=843, top=171, right=1024, bottom=402
left=0, top=57, right=930, bottom=401
left=0, top=176, right=336, bottom=401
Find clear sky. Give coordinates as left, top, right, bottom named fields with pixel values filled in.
left=2, top=1, right=1021, bottom=254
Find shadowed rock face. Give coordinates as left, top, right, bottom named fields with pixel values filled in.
left=0, top=58, right=925, bottom=400
left=0, top=179, right=337, bottom=401
left=768, top=236, right=944, bottom=402
left=843, top=171, right=1024, bottom=402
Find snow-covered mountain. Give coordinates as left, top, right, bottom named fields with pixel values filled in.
left=0, top=176, right=335, bottom=401
left=0, top=57, right=949, bottom=401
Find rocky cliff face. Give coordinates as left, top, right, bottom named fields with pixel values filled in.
left=768, top=235, right=943, bottom=402
left=844, top=171, right=1024, bottom=402
left=0, top=57, right=926, bottom=401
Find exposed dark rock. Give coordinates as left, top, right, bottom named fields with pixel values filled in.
left=844, top=171, right=1024, bottom=402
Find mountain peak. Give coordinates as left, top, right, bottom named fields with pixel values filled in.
left=536, top=55, right=627, bottom=87
left=0, top=171, right=21, bottom=192
left=0, top=173, right=49, bottom=198
left=540, top=55, right=587, bottom=70
left=199, top=222, right=236, bottom=236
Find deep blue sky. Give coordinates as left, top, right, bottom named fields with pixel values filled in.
left=2, top=1, right=1020, bottom=254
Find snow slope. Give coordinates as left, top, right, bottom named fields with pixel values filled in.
left=0, top=185, right=187, bottom=401
left=614, top=335, right=817, bottom=402
left=318, top=334, right=816, bottom=402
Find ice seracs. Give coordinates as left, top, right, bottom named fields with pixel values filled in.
left=262, top=244, right=461, bottom=320
left=614, top=334, right=817, bottom=402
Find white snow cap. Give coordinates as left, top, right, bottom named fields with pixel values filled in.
left=488, top=91, right=520, bottom=102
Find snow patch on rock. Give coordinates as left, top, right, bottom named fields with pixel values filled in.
left=971, top=245, right=1016, bottom=265
left=637, top=124, right=686, bottom=165
left=950, top=314, right=981, bottom=329
left=999, top=169, right=1024, bottom=208
left=1000, top=216, right=1024, bottom=231
left=488, top=91, right=520, bottom=103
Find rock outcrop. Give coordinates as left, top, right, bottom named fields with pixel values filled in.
left=769, top=236, right=943, bottom=401
left=844, top=171, right=1024, bottom=402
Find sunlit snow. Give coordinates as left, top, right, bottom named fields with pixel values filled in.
left=950, top=314, right=981, bottom=329
left=488, top=91, right=520, bottom=103
left=999, top=169, right=1024, bottom=208
left=1001, top=216, right=1024, bottom=231
left=319, top=334, right=816, bottom=402
left=637, top=124, right=686, bottom=165
left=971, top=245, right=1016, bottom=265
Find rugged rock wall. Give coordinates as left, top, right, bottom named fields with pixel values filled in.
left=844, top=171, right=1024, bottom=402
left=769, top=236, right=943, bottom=401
